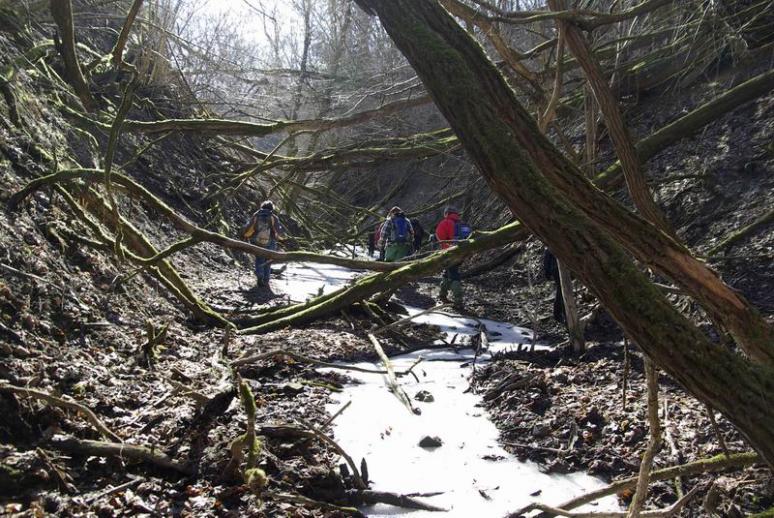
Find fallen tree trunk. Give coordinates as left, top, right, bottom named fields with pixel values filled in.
left=460, top=244, right=521, bottom=278
left=451, top=14, right=774, bottom=366
left=9, top=168, right=529, bottom=330
left=355, top=0, right=774, bottom=466
left=7, top=168, right=410, bottom=273
left=103, top=95, right=432, bottom=137
left=597, top=68, right=774, bottom=187
left=72, top=185, right=229, bottom=326
left=707, top=207, right=774, bottom=256
left=236, top=222, right=527, bottom=334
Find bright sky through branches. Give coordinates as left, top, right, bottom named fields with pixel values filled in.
left=190, top=0, right=302, bottom=65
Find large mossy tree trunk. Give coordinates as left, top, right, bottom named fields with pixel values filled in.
left=354, top=0, right=774, bottom=368
left=354, top=0, right=774, bottom=467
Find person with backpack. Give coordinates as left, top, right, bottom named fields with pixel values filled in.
left=435, top=206, right=471, bottom=309
left=242, top=200, right=284, bottom=288
left=377, top=206, right=415, bottom=262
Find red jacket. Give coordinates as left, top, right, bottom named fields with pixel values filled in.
left=435, top=212, right=460, bottom=249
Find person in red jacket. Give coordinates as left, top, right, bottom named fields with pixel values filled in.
left=435, top=206, right=464, bottom=308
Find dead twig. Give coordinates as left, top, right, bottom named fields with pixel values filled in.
left=705, top=404, right=730, bottom=457
left=87, top=476, right=140, bottom=503
left=367, top=333, right=415, bottom=414
left=0, top=262, right=48, bottom=283
left=321, top=400, right=352, bottom=431
left=168, top=380, right=209, bottom=405
left=628, top=357, right=661, bottom=518
left=286, top=423, right=367, bottom=490
left=505, top=442, right=567, bottom=455
left=0, top=382, right=121, bottom=442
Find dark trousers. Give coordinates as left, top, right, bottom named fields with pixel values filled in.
left=254, top=240, right=276, bottom=283
left=444, top=265, right=461, bottom=282
left=553, top=280, right=566, bottom=324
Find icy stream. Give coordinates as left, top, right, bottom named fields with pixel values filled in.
left=273, top=261, right=621, bottom=517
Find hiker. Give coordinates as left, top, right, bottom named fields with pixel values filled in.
left=367, top=219, right=385, bottom=258
left=410, top=218, right=426, bottom=252
left=377, top=206, right=415, bottom=262
left=542, top=247, right=565, bottom=323
left=435, top=206, right=471, bottom=309
left=242, top=200, right=284, bottom=288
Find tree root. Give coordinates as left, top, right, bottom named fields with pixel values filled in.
left=515, top=485, right=700, bottom=517
left=351, top=489, right=447, bottom=512
left=49, top=436, right=193, bottom=475
left=627, top=358, right=661, bottom=517
left=271, top=492, right=365, bottom=516
left=0, top=382, right=121, bottom=442
left=707, top=207, right=774, bottom=256
left=511, top=452, right=760, bottom=518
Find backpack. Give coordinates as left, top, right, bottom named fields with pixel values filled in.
left=391, top=216, right=411, bottom=243
left=454, top=220, right=472, bottom=240
left=252, top=211, right=274, bottom=246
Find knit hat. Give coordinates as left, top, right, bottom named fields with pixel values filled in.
left=444, top=205, right=459, bottom=215
left=261, top=200, right=274, bottom=211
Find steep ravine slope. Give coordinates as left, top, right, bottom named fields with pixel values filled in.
left=0, top=3, right=772, bottom=517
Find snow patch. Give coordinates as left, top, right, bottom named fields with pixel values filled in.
left=327, top=350, right=621, bottom=517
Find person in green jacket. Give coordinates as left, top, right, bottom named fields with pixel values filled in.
left=377, top=206, right=415, bottom=262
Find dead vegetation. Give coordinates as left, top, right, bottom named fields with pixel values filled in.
left=0, top=0, right=772, bottom=515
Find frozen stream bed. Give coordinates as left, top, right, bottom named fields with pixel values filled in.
left=326, top=338, right=620, bottom=517
left=272, top=261, right=621, bottom=516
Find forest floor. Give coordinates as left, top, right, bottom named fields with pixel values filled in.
left=2, top=227, right=772, bottom=516
left=1, top=14, right=773, bottom=516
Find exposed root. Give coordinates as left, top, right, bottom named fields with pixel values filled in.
left=0, top=382, right=121, bottom=442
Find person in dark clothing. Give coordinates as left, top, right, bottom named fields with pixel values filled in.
left=542, top=248, right=565, bottom=323
left=367, top=228, right=376, bottom=257
left=242, top=200, right=284, bottom=287
left=367, top=219, right=385, bottom=258
left=410, top=218, right=425, bottom=252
